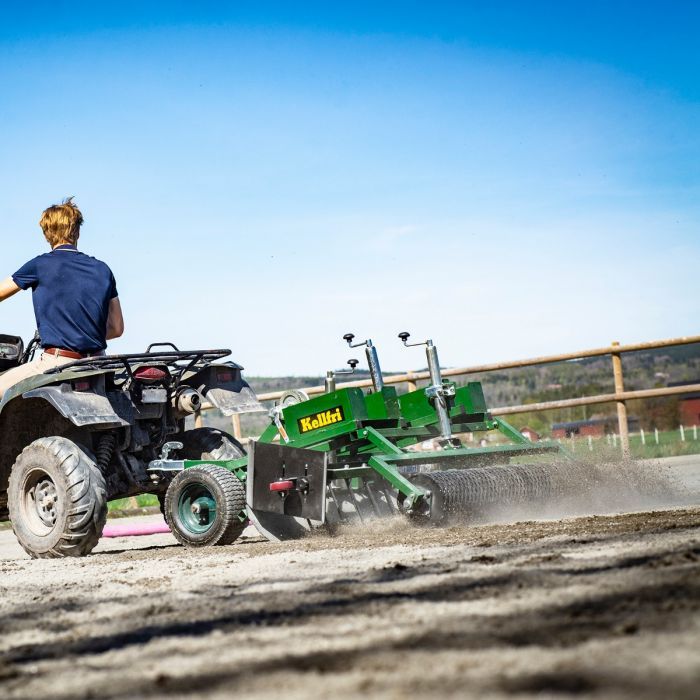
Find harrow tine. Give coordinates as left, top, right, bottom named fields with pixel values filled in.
left=364, top=481, right=383, bottom=517
left=345, top=478, right=366, bottom=523
left=382, top=486, right=397, bottom=514
left=327, top=481, right=347, bottom=524
left=371, top=481, right=396, bottom=517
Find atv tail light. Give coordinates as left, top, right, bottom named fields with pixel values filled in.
left=269, top=479, right=295, bottom=492
left=72, top=380, right=91, bottom=392
left=217, top=369, right=233, bottom=382
left=134, top=366, right=167, bottom=381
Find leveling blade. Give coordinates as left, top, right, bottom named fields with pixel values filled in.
left=246, top=441, right=327, bottom=541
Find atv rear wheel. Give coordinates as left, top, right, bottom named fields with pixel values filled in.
left=164, top=465, right=246, bottom=546
left=8, top=437, right=107, bottom=558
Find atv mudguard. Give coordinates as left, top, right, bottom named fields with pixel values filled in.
left=0, top=367, right=126, bottom=428
left=182, top=361, right=265, bottom=415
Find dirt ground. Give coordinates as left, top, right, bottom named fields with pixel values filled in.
left=0, top=501, right=698, bottom=699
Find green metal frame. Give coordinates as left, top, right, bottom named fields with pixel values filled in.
left=170, top=377, right=570, bottom=522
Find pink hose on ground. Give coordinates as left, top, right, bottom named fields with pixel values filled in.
left=101, top=520, right=171, bottom=537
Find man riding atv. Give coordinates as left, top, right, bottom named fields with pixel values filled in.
left=0, top=197, right=124, bottom=393
left=0, top=199, right=260, bottom=559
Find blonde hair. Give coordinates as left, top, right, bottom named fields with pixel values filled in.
left=39, top=197, right=84, bottom=247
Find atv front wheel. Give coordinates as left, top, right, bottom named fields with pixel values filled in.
left=164, top=465, right=246, bottom=546
left=8, top=437, right=107, bottom=558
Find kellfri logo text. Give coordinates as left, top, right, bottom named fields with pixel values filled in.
left=298, top=407, right=345, bottom=433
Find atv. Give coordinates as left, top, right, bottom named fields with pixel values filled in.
left=0, top=334, right=263, bottom=558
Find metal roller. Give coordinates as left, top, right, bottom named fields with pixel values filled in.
left=412, top=464, right=560, bottom=523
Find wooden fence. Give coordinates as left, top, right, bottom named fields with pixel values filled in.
left=199, top=334, right=700, bottom=457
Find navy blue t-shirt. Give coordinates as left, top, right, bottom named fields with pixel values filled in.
left=12, top=245, right=118, bottom=353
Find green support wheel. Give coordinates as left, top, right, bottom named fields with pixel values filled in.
left=164, top=465, right=246, bottom=547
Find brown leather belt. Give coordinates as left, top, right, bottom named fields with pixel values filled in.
left=44, top=347, right=94, bottom=360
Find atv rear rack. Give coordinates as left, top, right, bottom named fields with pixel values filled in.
left=43, top=348, right=231, bottom=380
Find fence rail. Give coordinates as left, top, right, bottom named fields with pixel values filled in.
left=203, top=334, right=700, bottom=457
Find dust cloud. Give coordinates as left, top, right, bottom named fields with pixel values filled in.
left=478, top=457, right=693, bottom=524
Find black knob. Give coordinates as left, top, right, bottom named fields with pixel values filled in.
left=398, top=332, right=411, bottom=342
left=348, top=359, right=359, bottom=369
left=343, top=333, right=355, bottom=344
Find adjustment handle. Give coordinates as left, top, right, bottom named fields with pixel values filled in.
left=398, top=332, right=411, bottom=343
left=347, top=359, right=359, bottom=369
left=343, top=333, right=355, bottom=344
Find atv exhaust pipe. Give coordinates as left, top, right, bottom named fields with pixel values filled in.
left=173, top=387, right=202, bottom=414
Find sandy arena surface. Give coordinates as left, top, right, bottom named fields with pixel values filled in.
left=1, top=458, right=699, bottom=699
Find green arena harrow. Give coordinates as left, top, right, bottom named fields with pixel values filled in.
left=149, top=332, right=572, bottom=544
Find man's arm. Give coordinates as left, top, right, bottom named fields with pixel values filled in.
left=106, top=297, right=124, bottom=340
left=0, top=277, right=21, bottom=302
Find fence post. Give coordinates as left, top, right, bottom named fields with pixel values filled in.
left=611, top=341, right=630, bottom=458
left=406, top=372, right=417, bottom=392
left=231, top=413, right=242, bottom=441
left=680, top=425, right=685, bottom=442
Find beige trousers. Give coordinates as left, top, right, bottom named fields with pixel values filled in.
left=0, top=352, right=74, bottom=399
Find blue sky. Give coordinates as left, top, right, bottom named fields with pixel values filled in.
left=1, top=2, right=698, bottom=374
